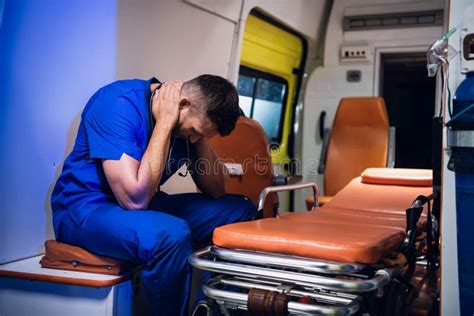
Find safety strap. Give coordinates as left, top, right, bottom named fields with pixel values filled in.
left=413, top=195, right=435, bottom=268
left=247, top=288, right=289, bottom=316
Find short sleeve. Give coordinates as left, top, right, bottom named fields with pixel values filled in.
left=83, top=95, right=144, bottom=161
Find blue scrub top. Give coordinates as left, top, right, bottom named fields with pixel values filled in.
left=51, top=78, right=188, bottom=230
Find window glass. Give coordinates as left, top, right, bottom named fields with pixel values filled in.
left=238, top=95, right=252, bottom=117
left=253, top=79, right=286, bottom=141
left=236, top=69, right=287, bottom=144
left=237, top=75, right=256, bottom=117
left=237, top=75, right=255, bottom=97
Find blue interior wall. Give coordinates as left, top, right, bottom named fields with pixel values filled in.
left=0, top=0, right=117, bottom=263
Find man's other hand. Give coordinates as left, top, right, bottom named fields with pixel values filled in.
left=152, top=81, right=183, bottom=130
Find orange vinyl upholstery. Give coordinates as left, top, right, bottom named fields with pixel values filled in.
left=361, top=168, right=432, bottom=187
left=324, top=177, right=432, bottom=216
left=306, top=195, right=332, bottom=209
left=214, top=168, right=432, bottom=264
left=213, top=218, right=404, bottom=264
left=210, top=116, right=278, bottom=218
left=307, top=97, right=390, bottom=209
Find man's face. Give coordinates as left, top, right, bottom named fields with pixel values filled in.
left=174, top=105, right=219, bottom=143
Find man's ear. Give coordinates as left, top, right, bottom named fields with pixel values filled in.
left=179, top=98, right=190, bottom=109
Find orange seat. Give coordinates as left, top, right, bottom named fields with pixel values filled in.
left=308, top=97, right=390, bottom=209
left=210, top=116, right=278, bottom=217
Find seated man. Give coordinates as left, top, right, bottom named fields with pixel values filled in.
left=50, top=75, right=256, bottom=315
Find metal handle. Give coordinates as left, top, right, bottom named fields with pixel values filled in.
left=318, top=129, right=330, bottom=174
left=257, top=182, right=319, bottom=214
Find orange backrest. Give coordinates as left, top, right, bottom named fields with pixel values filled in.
left=210, top=116, right=278, bottom=217
left=324, top=97, right=389, bottom=196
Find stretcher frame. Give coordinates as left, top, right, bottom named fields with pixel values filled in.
left=190, top=183, right=434, bottom=315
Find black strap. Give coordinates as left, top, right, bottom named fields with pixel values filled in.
left=413, top=195, right=435, bottom=268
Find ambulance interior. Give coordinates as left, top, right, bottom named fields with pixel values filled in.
left=1, top=0, right=473, bottom=315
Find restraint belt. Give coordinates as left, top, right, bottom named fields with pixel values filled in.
left=247, top=288, right=289, bottom=316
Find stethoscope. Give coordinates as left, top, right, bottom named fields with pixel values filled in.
left=149, top=85, right=190, bottom=178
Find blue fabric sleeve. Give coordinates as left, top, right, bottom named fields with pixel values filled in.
left=84, top=95, right=144, bottom=161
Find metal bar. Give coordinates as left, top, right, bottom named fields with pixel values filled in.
left=220, top=277, right=359, bottom=306
left=318, top=128, right=331, bottom=175
left=204, top=277, right=361, bottom=315
left=210, top=246, right=365, bottom=275
left=387, top=126, right=396, bottom=168
left=447, top=129, right=474, bottom=148
left=257, top=182, right=319, bottom=213
left=190, top=248, right=401, bottom=293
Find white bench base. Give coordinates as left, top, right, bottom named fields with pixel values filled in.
left=0, top=255, right=132, bottom=316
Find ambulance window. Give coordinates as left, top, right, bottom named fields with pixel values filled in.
left=236, top=67, right=288, bottom=143
left=253, top=79, right=285, bottom=141
left=237, top=75, right=255, bottom=117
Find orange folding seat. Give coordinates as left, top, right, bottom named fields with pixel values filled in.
left=307, top=97, right=391, bottom=208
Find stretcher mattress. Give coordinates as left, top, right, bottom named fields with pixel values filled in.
left=213, top=218, right=404, bottom=264
left=214, top=168, right=432, bottom=264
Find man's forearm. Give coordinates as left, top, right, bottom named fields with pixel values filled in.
left=133, top=124, right=173, bottom=207
left=190, top=139, right=227, bottom=198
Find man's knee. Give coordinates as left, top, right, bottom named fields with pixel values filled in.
left=136, top=217, right=192, bottom=263
left=224, top=195, right=257, bottom=222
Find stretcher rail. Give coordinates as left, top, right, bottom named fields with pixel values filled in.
left=204, top=277, right=361, bottom=315
left=190, top=247, right=402, bottom=293
left=258, top=182, right=320, bottom=213
left=209, top=246, right=365, bottom=275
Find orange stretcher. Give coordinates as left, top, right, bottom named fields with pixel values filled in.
left=190, top=168, right=436, bottom=315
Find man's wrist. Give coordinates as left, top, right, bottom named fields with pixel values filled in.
left=154, top=120, right=175, bottom=133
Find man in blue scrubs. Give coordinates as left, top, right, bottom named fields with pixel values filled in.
left=51, top=75, right=256, bottom=315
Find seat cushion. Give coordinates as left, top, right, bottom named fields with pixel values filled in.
left=40, top=240, right=129, bottom=275
left=361, top=168, right=432, bottom=187
left=281, top=207, right=426, bottom=232
left=213, top=218, right=404, bottom=264
left=325, top=177, right=432, bottom=216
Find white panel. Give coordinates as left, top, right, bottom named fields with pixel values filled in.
left=324, top=0, right=444, bottom=67
left=185, top=0, right=242, bottom=22
left=0, top=0, right=117, bottom=263
left=344, top=0, right=444, bottom=16
left=243, top=0, right=325, bottom=40
left=0, top=278, right=132, bottom=316
left=116, top=0, right=236, bottom=81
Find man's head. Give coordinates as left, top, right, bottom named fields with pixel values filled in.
left=175, top=74, right=240, bottom=143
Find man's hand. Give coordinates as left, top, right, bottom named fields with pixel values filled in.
left=152, top=81, right=182, bottom=130
left=190, top=137, right=227, bottom=199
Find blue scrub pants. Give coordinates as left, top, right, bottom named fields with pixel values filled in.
left=55, top=192, right=256, bottom=316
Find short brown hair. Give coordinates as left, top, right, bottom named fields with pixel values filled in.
left=183, top=74, right=240, bottom=136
